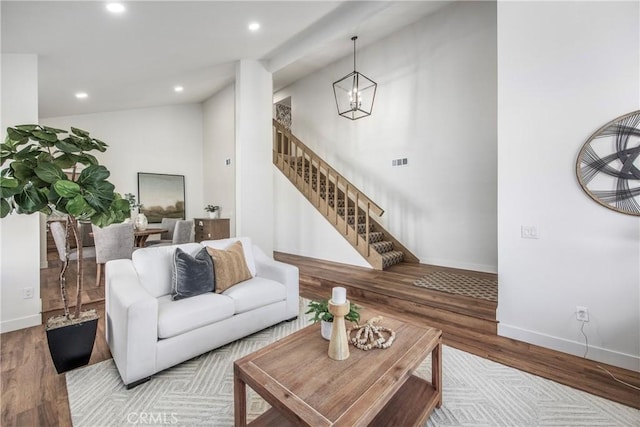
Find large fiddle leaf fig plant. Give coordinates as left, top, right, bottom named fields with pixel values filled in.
left=0, top=124, right=130, bottom=325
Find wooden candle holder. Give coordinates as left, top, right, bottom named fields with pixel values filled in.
left=328, top=300, right=350, bottom=361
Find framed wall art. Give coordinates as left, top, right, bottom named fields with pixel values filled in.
left=576, top=110, right=640, bottom=216
left=137, top=172, right=185, bottom=223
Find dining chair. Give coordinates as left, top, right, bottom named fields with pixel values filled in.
left=92, top=222, right=135, bottom=286
left=79, top=220, right=95, bottom=247
left=145, top=219, right=194, bottom=247
left=144, top=217, right=179, bottom=246
left=50, top=221, right=97, bottom=269
left=171, top=220, right=194, bottom=244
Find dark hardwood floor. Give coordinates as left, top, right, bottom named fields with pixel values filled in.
left=1, top=251, right=638, bottom=427
left=2, top=255, right=110, bottom=426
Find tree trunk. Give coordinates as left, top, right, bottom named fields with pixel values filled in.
left=69, top=217, right=84, bottom=319
left=60, top=217, right=71, bottom=319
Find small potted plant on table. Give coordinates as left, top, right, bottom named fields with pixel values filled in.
left=124, top=193, right=147, bottom=230
left=205, top=204, right=220, bottom=219
left=306, top=299, right=361, bottom=340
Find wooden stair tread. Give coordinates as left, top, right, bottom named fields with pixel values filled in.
left=380, top=251, right=404, bottom=269
left=364, top=231, right=384, bottom=243
left=370, top=241, right=394, bottom=253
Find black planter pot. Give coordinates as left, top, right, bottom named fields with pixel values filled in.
left=46, top=317, right=98, bottom=374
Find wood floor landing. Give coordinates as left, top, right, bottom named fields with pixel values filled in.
left=274, top=252, right=640, bottom=410
left=275, top=252, right=499, bottom=334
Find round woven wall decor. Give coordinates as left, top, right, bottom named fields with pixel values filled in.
left=576, top=110, right=640, bottom=216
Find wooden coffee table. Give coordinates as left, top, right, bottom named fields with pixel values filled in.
left=234, top=311, right=442, bottom=426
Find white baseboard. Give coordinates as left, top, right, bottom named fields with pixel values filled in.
left=498, top=323, right=640, bottom=372
left=0, top=313, right=42, bottom=334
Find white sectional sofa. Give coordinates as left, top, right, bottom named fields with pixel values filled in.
left=105, top=237, right=299, bottom=387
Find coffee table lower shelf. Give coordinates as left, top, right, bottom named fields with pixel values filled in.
left=249, top=375, right=438, bottom=427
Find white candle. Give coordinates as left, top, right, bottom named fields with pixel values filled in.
left=332, top=287, right=347, bottom=304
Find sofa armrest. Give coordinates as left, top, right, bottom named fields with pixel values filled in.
left=106, top=259, right=159, bottom=386
left=253, top=245, right=299, bottom=318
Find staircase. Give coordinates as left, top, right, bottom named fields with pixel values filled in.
left=272, top=119, right=419, bottom=270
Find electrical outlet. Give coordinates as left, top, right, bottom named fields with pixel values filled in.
left=576, top=306, right=589, bottom=322
left=23, top=287, right=34, bottom=299
left=521, top=225, right=539, bottom=239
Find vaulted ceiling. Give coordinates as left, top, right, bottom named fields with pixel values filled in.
left=2, top=1, right=448, bottom=118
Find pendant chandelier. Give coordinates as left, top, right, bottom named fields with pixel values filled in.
left=333, top=36, right=377, bottom=120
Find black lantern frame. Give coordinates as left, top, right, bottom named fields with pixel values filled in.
left=333, top=36, right=377, bottom=120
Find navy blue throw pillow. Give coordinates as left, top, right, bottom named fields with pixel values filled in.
left=171, top=247, right=214, bottom=300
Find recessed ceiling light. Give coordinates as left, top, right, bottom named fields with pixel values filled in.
left=248, top=22, right=260, bottom=32
left=106, top=3, right=125, bottom=14
left=75, top=92, right=88, bottom=99
left=174, top=86, right=184, bottom=93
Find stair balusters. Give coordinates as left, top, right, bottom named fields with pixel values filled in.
left=272, top=119, right=417, bottom=269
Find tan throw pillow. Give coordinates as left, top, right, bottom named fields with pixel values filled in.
left=206, top=240, right=253, bottom=293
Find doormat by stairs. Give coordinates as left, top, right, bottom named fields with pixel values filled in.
left=414, top=271, right=498, bottom=302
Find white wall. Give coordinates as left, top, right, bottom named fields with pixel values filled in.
left=41, top=104, right=205, bottom=223
left=497, top=1, right=640, bottom=370
left=203, top=84, right=236, bottom=233
left=274, top=171, right=372, bottom=267
left=0, top=54, right=43, bottom=332
left=235, top=60, right=274, bottom=254
left=273, top=1, right=498, bottom=272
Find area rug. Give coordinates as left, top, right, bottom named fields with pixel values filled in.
left=67, top=300, right=637, bottom=427
left=414, top=271, right=498, bottom=302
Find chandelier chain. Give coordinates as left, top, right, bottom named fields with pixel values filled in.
left=352, top=36, right=357, bottom=71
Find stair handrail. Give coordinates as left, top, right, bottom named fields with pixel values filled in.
left=273, top=119, right=384, bottom=218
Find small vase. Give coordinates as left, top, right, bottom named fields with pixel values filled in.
left=321, top=320, right=332, bottom=340
left=208, top=211, right=220, bottom=219
left=135, top=213, right=148, bottom=231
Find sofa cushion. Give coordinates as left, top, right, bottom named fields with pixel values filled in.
left=171, top=247, right=214, bottom=300
left=157, top=293, right=235, bottom=339
left=222, top=277, right=287, bottom=314
left=200, top=237, right=256, bottom=277
left=133, top=243, right=203, bottom=298
left=206, top=241, right=252, bottom=293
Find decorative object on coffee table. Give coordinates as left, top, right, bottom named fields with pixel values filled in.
left=576, top=109, right=640, bottom=216
left=328, top=287, right=350, bottom=360
left=348, top=316, right=396, bottom=351
left=305, top=298, right=361, bottom=340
